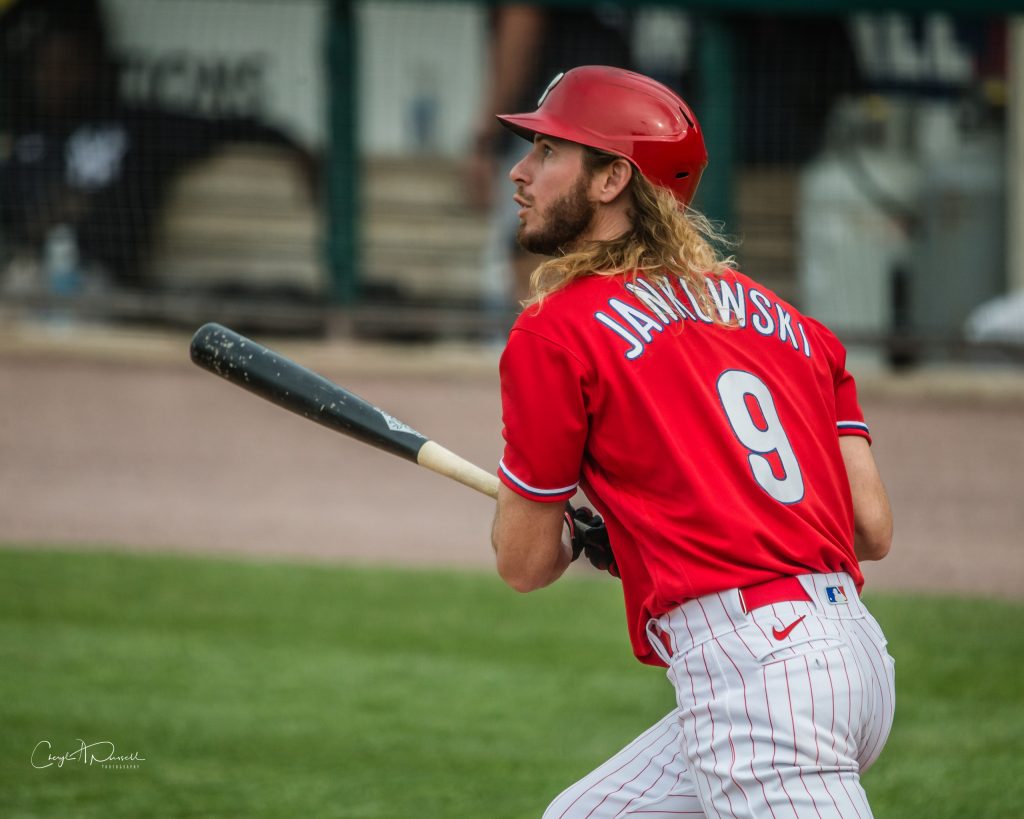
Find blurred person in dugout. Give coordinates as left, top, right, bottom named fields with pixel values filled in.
left=0, top=0, right=317, bottom=295
left=466, top=3, right=633, bottom=313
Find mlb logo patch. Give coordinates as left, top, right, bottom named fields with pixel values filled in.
left=825, top=586, right=848, bottom=605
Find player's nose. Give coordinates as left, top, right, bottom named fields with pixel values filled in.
left=509, top=153, right=530, bottom=185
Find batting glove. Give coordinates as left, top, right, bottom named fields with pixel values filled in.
left=564, top=505, right=620, bottom=578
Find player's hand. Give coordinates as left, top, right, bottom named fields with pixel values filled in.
left=564, top=505, right=620, bottom=578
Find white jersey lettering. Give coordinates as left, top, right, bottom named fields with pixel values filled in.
left=655, top=277, right=698, bottom=321
left=626, top=278, right=681, bottom=324
left=707, top=278, right=747, bottom=326
left=679, top=279, right=714, bottom=323
left=592, top=277, right=814, bottom=363
left=609, top=298, right=663, bottom=343
left=749, top=288, right=775, bottom=336
left=594, top=311, right=646, bottom=360
left=798, top=322, right=812, bottom=358
left=776, top=303, right=800, bottom=350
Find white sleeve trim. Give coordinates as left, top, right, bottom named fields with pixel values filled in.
left=498, top=460, right=578, bottom=496
left=837, top=421, right=870, bottom=433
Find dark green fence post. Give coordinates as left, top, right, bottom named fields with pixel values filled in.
left=326, top=0, right=359, bottom=306
left=693, top=14, right=736, bottom=236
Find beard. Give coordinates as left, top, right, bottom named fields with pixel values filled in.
left=516, top=172, right=595, bottom=256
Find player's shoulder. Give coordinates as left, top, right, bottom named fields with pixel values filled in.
left=512, top=274, right=620, bottom=331
left=507, top=275, right=624, bottom=369
left=726, top=269, right=834, bottom=330
left=719, top=267, right=847, bottom=364
left=723, top=268, right=796, bottom=310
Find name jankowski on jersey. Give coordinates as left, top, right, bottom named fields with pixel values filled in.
left=594, top=275, right=813, bottom=361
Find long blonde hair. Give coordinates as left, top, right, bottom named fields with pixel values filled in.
left=525, top=150, right=735, bottom=312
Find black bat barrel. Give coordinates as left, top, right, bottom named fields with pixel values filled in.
left=189, top=323, right=428, bottom=462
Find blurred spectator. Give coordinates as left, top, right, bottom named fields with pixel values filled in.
left=467, top=4, right=632, bottom=311
left=0, top=0, right=318, bottom=294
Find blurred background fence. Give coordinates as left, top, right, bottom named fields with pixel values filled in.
left=0, top=0, right=1020, bottom=367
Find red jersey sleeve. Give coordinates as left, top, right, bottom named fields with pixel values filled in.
left=835, top=369, right=872, bottom=443
left=498, top=327, right=589, bottom=502
left=807, top=317, right=872, bottom=444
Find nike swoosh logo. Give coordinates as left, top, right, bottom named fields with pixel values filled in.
left=772, top=615, right=807, bottom=641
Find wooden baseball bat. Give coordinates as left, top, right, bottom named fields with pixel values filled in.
left=189, top=322, right=500, bottom=499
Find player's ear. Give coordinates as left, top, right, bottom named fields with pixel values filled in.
left=593, top=158, right=633, bottom=204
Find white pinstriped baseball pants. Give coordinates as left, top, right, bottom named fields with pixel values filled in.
left=543, top=573, right=896, bottom=818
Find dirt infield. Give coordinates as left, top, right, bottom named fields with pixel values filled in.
left=2, top=323, right=1022, bottom=600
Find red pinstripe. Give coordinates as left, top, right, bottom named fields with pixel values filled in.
left=698, top=642, right=742, bottom=818
left=545, top=575, right=892, bottom=818
left=675, top=606, right=694, bottom=654
left=834, top=646, right=867, bottom=819
left=680, top=652, right=722, bottom=817
left=853, top=633, right=885, bottom=765
left=695, top=598, right=761, bottom=818
left=853, top=621, right=894, bottom=729
left=783, top=660, right=824, bottom=818
left=718, top=597, right=755, bottom=657
left=554, top=722, right=676, bottom=818
left=749, top=615, right=773, bottom=646
left=843, top=634, right=868, bottom=761
left=696, top=606, right=745, bottom=816
left=584, top=734, right=679, bottom=818
left=612, top=750, right=684, bottom=818
left=805, top=655, right=844, bottom=815
left=715, top=622, right=777, bottom=817
left=824, top=653, right=839, bottom=760
left=762, top=664, right=800, bottom=816
left=658, top=766, right=699, bottom=813
left=678, top=608, right=722, bottom=818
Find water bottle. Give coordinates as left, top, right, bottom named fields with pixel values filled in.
left=43, top=223, right=82, bottom=327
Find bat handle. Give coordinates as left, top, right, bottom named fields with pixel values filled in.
left=416, top=440, right=500, bottom=499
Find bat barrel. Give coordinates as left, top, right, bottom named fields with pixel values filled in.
left=190, top=323, right=428, bottom=462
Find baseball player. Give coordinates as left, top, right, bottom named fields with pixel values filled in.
left=490, top=66, right=895, bottom=818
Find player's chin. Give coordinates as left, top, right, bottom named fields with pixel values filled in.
left=516, top=222, right=552, bottom=256
left=515, top=222, right=535, bottom=248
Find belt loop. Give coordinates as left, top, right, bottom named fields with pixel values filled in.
left=737, top=589, right=748, bottom=615
left=646, top=619, right=673, bottom=665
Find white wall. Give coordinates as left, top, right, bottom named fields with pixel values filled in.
left=356, top=1, right=486, bottom=156
left=103, top=0, right=328, bottom=148
left=102, top=0, right=486, bottom=157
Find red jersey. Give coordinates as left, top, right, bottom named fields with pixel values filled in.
left=498, top=270, right=871, bottom=666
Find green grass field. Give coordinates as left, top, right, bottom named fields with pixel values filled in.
left=1, top=547, right=1021, bottom=818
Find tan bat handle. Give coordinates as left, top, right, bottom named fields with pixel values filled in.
left=417, top=440, right=500, bottom=499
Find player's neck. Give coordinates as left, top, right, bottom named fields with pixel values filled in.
left=577, top=201, right=632, bottom=246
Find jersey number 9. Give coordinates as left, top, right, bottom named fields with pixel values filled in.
left=716, top=369, right=805, bottom=504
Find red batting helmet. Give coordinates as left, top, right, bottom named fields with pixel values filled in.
left=496, top=65, right=707, bottom=206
